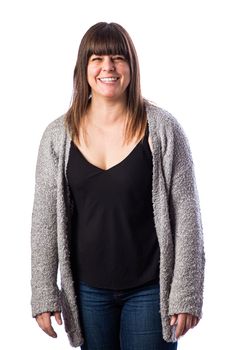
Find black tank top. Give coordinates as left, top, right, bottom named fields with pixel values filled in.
left=66, top=122, right=160, bottom=290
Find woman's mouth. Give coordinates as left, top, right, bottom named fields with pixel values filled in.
left=98, top=77, right=119, bottom=83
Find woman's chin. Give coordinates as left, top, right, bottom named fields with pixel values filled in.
left=93, top=91, right=125, bottom=101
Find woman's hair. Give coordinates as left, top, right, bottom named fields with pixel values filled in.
left=64, top=22, right=148, bottom=146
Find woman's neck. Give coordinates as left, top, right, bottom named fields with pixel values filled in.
left=86, top=96, right=127, bottom=127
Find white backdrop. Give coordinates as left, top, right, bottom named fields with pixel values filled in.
left=0, top=0, right=238, bottom=349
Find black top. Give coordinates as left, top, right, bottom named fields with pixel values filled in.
left=66, top=123, right=160, bottom=290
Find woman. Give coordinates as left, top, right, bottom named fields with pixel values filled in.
left=31, top=22, right=205, bottom=349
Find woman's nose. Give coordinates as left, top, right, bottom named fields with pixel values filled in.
left=102, top=57, right=115, bottom=71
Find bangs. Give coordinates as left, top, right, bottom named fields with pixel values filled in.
left=86, top=25, right=130, bottom=60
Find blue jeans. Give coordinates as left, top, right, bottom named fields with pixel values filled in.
left=75, top=280, right=178, bottom=350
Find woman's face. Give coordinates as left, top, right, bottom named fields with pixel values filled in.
left=87, top=54, right=131, bottom=101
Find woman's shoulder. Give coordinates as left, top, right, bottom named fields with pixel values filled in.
left=145, top=100, right=182, bottom=130
left=39, top=114, right=68, bottom=144
left=145, top=100, right=192, bottom=162
left=37, top=114, right=68, bottom=155
left=42, top=114, right=67, bottom=135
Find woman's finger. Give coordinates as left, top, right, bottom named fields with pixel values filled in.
left=36, top=312, right=57, bottom=338
left=170, top=314, right=178, bottom=326
left=54, top=311, right=63, bottom=325
left=175, top=314, right=186, bottom=339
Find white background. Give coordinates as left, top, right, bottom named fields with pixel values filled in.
left=0, top=0, right=238, bottom=349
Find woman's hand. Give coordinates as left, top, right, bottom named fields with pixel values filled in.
left=170, top=313, right=199, bottom=339
left=36, top=311, right=62, bottom=338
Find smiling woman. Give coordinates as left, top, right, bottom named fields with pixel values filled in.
left=31, top=22, right=205, bottom=350
left=87, top=54, right=131, bottom=101
left=66, top=22, right=147, bottom=150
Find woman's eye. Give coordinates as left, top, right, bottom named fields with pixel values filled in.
left=90, top=55, right=103, bottom=62
left=90, top=55, right=126, bottom=63
left=113, top=56, right=125, bottom=60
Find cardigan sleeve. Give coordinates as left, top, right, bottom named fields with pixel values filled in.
left=30, top=123, right=61, bottom=317
left=168, top=163, right=205, bottom=318
left=166, top=117, right=205, bottom=318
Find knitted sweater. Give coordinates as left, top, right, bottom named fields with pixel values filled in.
left=30, top=102, right=205, bottom=347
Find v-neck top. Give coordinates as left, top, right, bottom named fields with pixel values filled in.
left=66, top=123, right=160, bottom=290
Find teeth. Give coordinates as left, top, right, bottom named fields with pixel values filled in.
left=100, top=77, right=118, bottom=82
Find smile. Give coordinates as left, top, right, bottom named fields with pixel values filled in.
left=98, top=77, right=119, bottom=82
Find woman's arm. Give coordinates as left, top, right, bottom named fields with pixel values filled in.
left=162, top=113, right=205, bottom=329
left=168, top=162, right=205, bottom=318
left=31, top=123, right=61, bottom=318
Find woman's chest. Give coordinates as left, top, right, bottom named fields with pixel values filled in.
left=72, top=132, right=153, bottom=171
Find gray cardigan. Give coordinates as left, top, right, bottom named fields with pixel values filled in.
left=31, top=103, right=205, bottom=347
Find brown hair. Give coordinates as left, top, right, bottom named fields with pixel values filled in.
left=64, top=22, right=148, bottom=146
